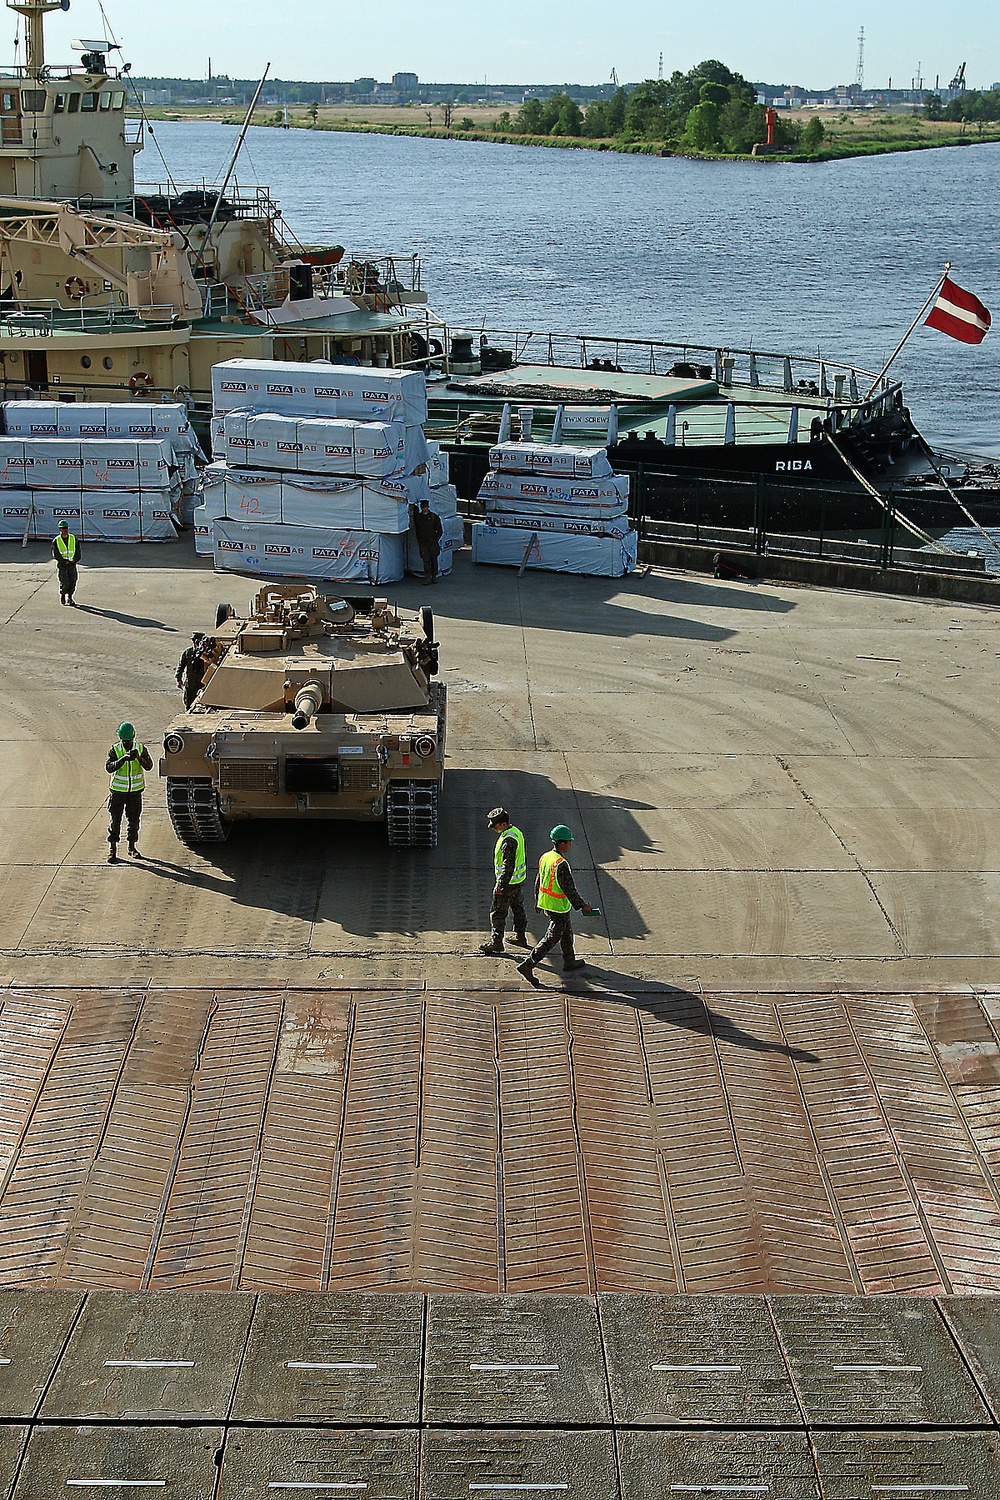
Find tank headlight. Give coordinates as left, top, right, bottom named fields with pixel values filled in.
left=414, top=734, right=436, bottom=759
left=164, top=733, right=185, bottom=755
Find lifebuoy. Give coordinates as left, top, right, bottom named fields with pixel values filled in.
left=65, top=276, right=86, bottom=302
left=130, top=372, right=153, bottom=395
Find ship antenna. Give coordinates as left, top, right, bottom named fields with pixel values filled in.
left=96, top=0, right=179, bottom=194
left=195, top=63, right=270, bottom=273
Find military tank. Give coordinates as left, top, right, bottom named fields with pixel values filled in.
left=160, top=585, right=445, bottom=848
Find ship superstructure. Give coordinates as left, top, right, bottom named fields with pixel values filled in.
left=0, top=0, right=440, bottom=409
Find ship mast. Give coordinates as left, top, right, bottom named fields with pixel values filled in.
left=7, top=0, right=69, bottom=78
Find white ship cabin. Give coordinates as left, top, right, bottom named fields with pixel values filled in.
left=0, top=0, right=140, bottom=201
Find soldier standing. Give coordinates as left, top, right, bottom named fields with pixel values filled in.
left=105, top=722, right=153, bottom=864
left=517, top=825, right=592, bottom=985
left=411, top=498, right=443, bottom=585
left=480, top=807, right=530, bottom=955
left=176, top=633, right=208, bottom=709
left=51, top=520, right=80, bottom=605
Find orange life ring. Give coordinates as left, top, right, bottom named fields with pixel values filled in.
left=130, top=372, right=153, bottom=395
left=65, top=276, right=87, bottom=302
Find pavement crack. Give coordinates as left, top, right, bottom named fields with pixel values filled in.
left=776, top=754, right=908, bottom=958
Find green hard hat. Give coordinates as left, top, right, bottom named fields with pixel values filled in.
left=550, top=824, right=573, bottom=843
left=118, top=722, right=135, bottom=741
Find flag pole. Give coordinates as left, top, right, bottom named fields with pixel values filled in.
left=863, top=263, right=950, bottom=400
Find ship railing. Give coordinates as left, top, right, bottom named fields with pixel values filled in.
left=124, top=118, right=143, bottom=145
left=0, top=300, right=179, bottom=332
left=427, top=379, right=905, bottom=451
left=0, top=64, right=130, bottom=81
left=475, top=327, right=889, bottom=400
left=330, top=253, right=423, bottom=298
left=134, top=181, right=284, bottom=223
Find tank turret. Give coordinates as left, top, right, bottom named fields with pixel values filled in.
left=161, top=585, right=445, bottom=849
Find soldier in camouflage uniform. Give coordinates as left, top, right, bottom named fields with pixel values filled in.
left=480, top=807, right=530, bottom=955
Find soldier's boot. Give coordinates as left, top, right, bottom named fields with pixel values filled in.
left=516, top=958, right=541, bottom=988
left=564, top=957, right=587, bottom=972
left=128, top=844, right=143, bottom=859
left=107, top=844, right=118, bottom=864
left=480, top=938, right=505, bottom=956
left=513, top=931, right=530, bottom=947
left=60, top=593, right=66, bottom=605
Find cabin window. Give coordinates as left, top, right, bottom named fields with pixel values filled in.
left=99, top=91, right=112, bottom=111
left=0, top=93, right=19, bottom=114
left=111, top=91, right=125, bottom=109
left=80, top=356, right=91, bottom=369
left=54, top=92, right=67, bottom=113
left=67, top=94, right=80, bottom=114
left=22, top=90, right=47, bottom=113
left=81, top=93, right=99, bottom=112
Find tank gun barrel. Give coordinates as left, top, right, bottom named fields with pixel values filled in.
left=291, top=681, right=324, bottom=730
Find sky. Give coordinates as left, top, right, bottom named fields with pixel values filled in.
left=24, top=0, right=1000, bottom=89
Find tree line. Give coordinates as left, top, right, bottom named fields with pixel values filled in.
left=924, top=89, right=1000, bottom=133
left=493, top=61, right=826, bottom=154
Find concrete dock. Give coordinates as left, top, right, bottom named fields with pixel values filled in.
left=2, top=540, right=1000, bottom=1493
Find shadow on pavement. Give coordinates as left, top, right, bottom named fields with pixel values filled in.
left=74, top=603, right=178, bottom=632
left=139, top=767, right=654, bottom=944
left=558, top=967, right=821, bottom=1063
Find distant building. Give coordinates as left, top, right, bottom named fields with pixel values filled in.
left=393, top=72, right=419, bottom=92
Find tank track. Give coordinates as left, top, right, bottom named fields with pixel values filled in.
left=166, top=778, right=231, bottom=846
left=386, top=780, right=439, bottom=848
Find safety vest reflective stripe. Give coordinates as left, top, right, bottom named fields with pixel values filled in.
left=55, top=535, right=77, bottom=561
left=494, top=825, right=526, bottom=885
left=109, top=741, right=145, bottom=794
left=538, top=850, right=571, bottom=913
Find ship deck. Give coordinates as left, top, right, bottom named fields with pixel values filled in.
left=436, top=366, right=850, bottom=448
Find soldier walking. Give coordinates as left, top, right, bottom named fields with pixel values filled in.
left=176, top=633, right=209, bottom=709
left=106, top=722, right=153, bottom=864
left=517, top=825, right=592, bottom=985
left=411, top=498, right=443, bottom=585
left=480, top=807, right=530, bottom=955
left=52, top=520, right=80, bottom=605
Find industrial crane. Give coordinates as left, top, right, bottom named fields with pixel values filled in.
left=949, top=62, right=967, bottom=92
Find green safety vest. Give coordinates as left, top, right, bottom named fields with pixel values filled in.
left=494, top=825, right=526, bottom=885
left=55, top=533, right=78, bottom=561
left=538, top=850, right=571, bottom=913
left=109, top=741, right=145, bottom=794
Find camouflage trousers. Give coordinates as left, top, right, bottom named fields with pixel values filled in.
left=490, top=882, right=528, bottom=940
left=528, top=912, right=576, bottom=966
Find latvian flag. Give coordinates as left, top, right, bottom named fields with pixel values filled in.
left=925, top=276, right=992, bottom=344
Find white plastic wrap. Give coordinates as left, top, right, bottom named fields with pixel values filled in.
left=193, top=506, right=215, bottom=556
left=222, top=411, right=429, bottom=478
left=3, top=401, right=201, bottom=452
left=139, top=495, right=177, bottom=541
left=223, top=473, right=284, bottom=524
left=472, top=520, right=637, bottom=577
left=426, top=482, right=459, bottom=518
left=0, top=438, right=174, bottom=491
left=213, top=519, right=405, bottom=583
left=0, top=489, right=34, bottom=539
left=479, top=469, right=629, bottom=518
left=212, top=359, right=429, bottom=424
left=479, top=509, right=633, bottom=541
left=426, top=439, right=450, bottom=487
left=489, top=441, right=614, bottom=478
left=80, top=492, right=142, bottom=542
left=405, top=526, right=456, bottom=577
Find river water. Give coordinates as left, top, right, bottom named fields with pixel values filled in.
left=149, top=122, right=1000, bottom=457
